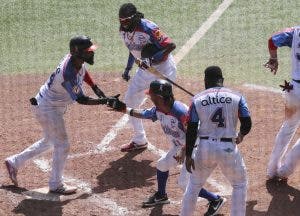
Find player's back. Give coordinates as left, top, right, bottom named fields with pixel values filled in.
left=193, top=87, right=241, bottom=138
left=37, top=54, right=86, bottom=110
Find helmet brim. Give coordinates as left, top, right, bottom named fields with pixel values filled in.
left=86, top=44, right=98, bottom=52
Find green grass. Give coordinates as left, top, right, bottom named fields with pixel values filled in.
left=0, top=0, right=299, bottom=88
left=177, top=0, right=300, bottom=87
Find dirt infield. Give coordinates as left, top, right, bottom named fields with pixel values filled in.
left=0, top=72, right=300, bottom=216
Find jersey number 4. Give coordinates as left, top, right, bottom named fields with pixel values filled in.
left=211, top=107, right=225, bottom=127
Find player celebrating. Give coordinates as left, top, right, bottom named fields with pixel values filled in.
left=180, top=66, right=252, bottom=216
left=108, top=79, right=225, bottom=215
left=119, top=3, right=177, bottom=152
left=5, top=35, right=114, bottom=194
left=265, top=26, right=300, bottom=182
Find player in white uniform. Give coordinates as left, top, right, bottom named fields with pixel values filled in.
left=109, top=80, right=225, bottom=215
left=181, top=66, right=252, bottom=216
left=119, top=3, right=177, bottom=152
left=265, top=26, right=300, bottom=182
left=5, top=36, right=111, bottom=194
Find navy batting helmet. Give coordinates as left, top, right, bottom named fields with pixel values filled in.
left=148, top=79, right=173, bottom=98
left=69, top=35, right=97, bottom=65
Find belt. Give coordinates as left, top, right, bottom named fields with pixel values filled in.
left=200, top=136, right=233, bottom=142
left=292, top=79, right=300, bottom=83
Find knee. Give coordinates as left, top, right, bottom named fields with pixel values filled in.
left=53, top=139, right=70, bottom=153
left=157, top=158, right=170, bottom=172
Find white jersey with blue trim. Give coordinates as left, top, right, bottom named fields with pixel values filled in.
left=191, top=87, right=250, bottom=138
left=141, top=101, right=188, bottom=146
left=36, top=54, right=86, bottom=109
left=120, top=18, right=172, bottom=59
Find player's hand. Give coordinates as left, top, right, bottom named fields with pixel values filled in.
left=264, top=58, right=278, bottom=75
left=185, top=156, right=195, bottom=173
left=173, top=147, right=185, bottom=164
left=236, top=132, right=244, bottom=144
left=122, top=69, right=130, bottom=82
left=92, top=85, right=106, bottom=98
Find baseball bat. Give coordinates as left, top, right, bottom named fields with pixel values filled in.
left=135, top=59, right=195, bottom=97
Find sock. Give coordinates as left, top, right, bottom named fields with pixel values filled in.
left=157, top=169, right=169, bottom=195
left=198, top=188, right=219, bottom=201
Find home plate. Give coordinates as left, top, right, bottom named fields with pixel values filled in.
left=23, top=187, right=61, bottom=201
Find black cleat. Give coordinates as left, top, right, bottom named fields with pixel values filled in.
left=142, top=191, right=170, bottom=208
left=204, top=197, right=226, bottom=216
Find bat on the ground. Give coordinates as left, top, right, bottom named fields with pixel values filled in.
left=135, top=59, right=195, bottom=97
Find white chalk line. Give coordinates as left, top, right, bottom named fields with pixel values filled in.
left=243, top=83, right=282, bottom=94
left=174, top=0, right=234, bottom=64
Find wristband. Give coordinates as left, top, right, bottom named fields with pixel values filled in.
left=270, top=57, right=277, bottom=60
left=126, top=107, right=133, bottom=116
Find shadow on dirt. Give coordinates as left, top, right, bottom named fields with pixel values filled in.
left=93, top=149, right=156, bottom=193
left=246, top=180, right=300, bottom=216
left=0, top=185, right=90, bottom=216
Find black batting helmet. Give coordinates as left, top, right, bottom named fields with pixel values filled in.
left=69, top=35, right=97, bottom=64
left=148, top=79, right=173, bottom=98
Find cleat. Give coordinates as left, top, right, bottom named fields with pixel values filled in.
left=5, top=160, right=18, bottom=187
left=120, top=142, right=148, bottom=152
left=49, top=184, right=77, bottom=195
left=266, top=175, right=288, bottom=184
left=204, top=197, right=226, bottom=216
left=142, top=191, right=170, bottom=208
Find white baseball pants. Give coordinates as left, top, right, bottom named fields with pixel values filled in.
left=6, top=106, right=69, bottom=190
left=267, top=81, right=300, bottom=178
left=124, top=55, right=176, bottom=144
left=180, top=139, right=247, bottom=216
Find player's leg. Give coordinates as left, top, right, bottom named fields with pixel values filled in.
left=48, top=111, right=75, bottom=194
left=180, top=140, right=216, bottom=216
left=278, top=137, right=300, bottom=178
left=5, top=108, right=54, bottom=186
left=179, top=164, right=220, bottom=201
left=142, top=145, right=179, bottom=207
left=122, top=69, right=150, bottom=151
left=267, top=104, right=300, bottom=178
left=219, top=142, right=247, bottom=216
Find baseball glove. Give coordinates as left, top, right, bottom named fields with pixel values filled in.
left=141, top=43, right=161, bottom=59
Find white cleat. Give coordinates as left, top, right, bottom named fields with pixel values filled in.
left=49, top=184, right=77, bottom=195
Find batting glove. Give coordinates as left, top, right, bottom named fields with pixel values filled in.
left=122, top=69, right=130, bottom=82
left=279, top=80, right=293, bottom=92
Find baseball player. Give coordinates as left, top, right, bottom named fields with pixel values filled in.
left=119, top=3, right=177, bottom=152
left=181, top=66, right=252, bottom=216
left=265, top=26, right=300, bottom=182
left=4, top=35, right=114, bottom=194
left=108, top=80, right=225, bottom=215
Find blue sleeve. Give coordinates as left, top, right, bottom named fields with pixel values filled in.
left=272, top=29, right=294, bottom=48
left=238, top=96, right=251, bottom=117
left=141, top=107, right=158, bottom=122
left=61, top=81, right=84, bottom=100
left=126, top=52, right=135, bottom=71
left=188, top=103, right=199, bottom=123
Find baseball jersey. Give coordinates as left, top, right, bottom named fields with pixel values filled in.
left=141, top=101, right=188, bottom=146
left=189, top=87, right=250, bottom=138
left=36, top=54, right=86, bottom=109
left=120, top=18, right=172, bottom=59
left=271, top=26, right=300, bottom=80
